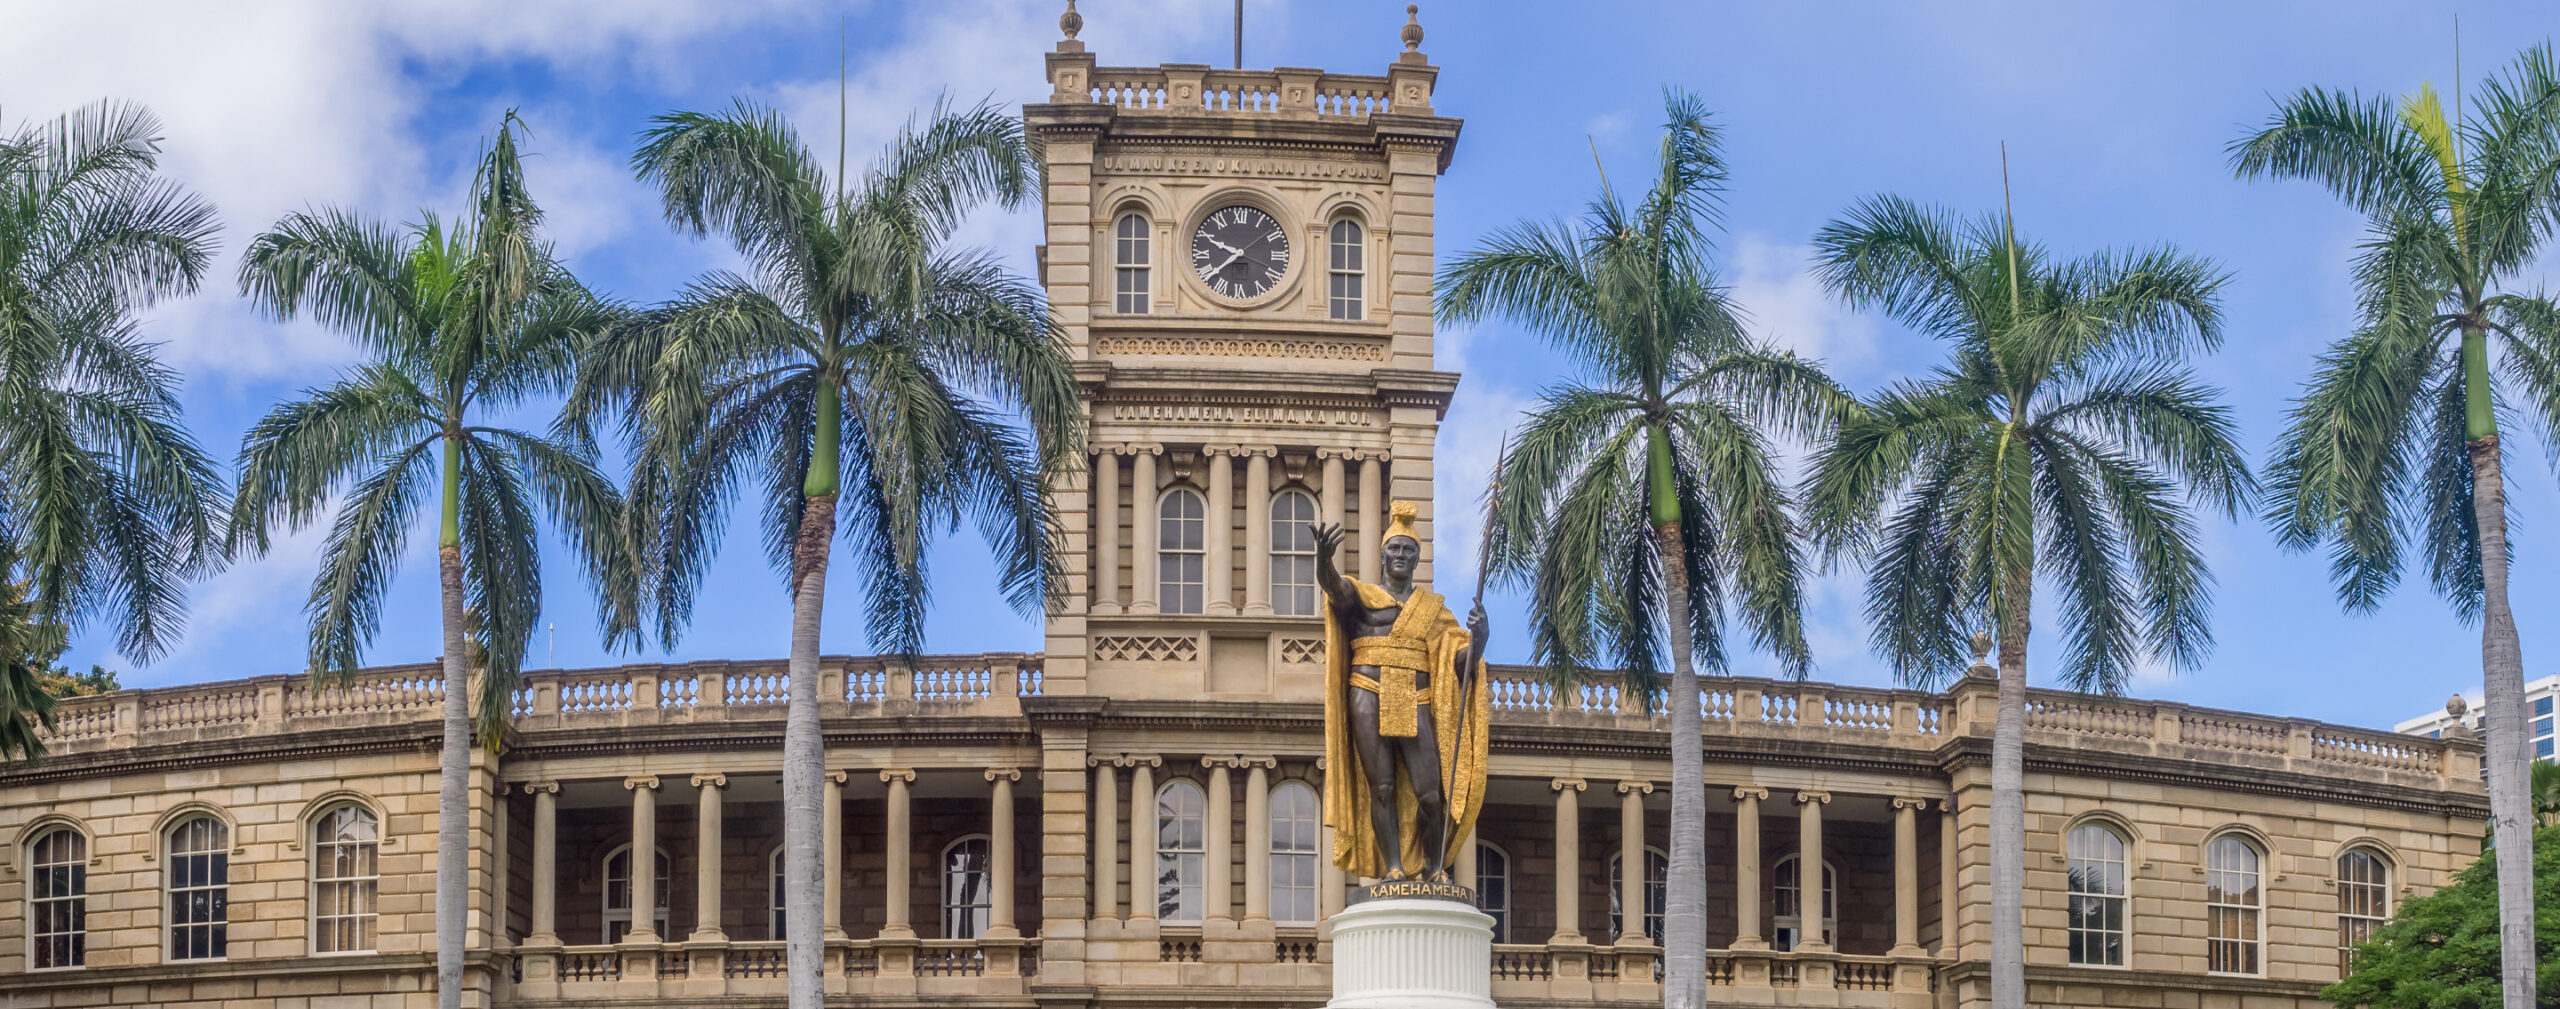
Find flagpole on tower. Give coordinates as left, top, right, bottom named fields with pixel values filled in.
left=1234, top=0, right=1243, bottom=68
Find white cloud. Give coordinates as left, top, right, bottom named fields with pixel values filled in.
left=1726, top=234, right=1876, bottom=382
left=1429, top=323, right=1535, bottom=597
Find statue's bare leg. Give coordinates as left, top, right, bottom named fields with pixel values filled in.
left=1400, top=705, right=1447, bottom=880
left=1348, top=687, right=1402, bottom=877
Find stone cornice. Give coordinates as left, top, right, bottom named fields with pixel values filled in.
left=1932, top=734, right=2486, bottom=820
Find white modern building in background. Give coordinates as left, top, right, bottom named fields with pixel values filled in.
left=2396, top=674, right=2560, bottom=761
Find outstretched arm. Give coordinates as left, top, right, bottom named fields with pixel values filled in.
left=1313, top=522, right=1351, bottom=604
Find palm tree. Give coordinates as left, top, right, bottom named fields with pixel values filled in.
left=2230, top=48, right=2560, bottom=1007
left=1804, top=196, right=2250, bottom=1009
left=1438, top=91, right=1847, bottom=1009
left=576, top=98, right=1076, bottom=1009
left=229, top=115, right=634, bottom=1009
left=2531, top=760, right=2560, bottom=828
left=0, top=100, right=227, bottom=666
left=0, top=536, right=65, bottom=763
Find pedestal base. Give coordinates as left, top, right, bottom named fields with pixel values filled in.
left=1326, top=897, right=1495, bottom=1009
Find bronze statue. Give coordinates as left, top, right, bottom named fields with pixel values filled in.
left=1315, top=501, right=1492, bottom=883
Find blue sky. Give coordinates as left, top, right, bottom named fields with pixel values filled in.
left=7, top=1, right=2552, bottom=733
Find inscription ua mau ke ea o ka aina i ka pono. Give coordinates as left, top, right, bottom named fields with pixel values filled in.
left=1098, top=154, right=1387, bottom=181
left=1102, top=402, right=1376, bottom=428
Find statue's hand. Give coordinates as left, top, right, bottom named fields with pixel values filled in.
left=1312, top=522, right=1344, bottom=561
left=1467, top=601, right=1489, bottom=646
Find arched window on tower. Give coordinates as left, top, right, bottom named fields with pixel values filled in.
left=1270, top=781, right=1321, bottom=923
left=1270, top=490, right=1320, bottom=616
left=1327, top=218, right=1364, bottom=320
left=1159, top=488, right=1206, bottom=614
left=1155, top=779, right=1207, bottom=921
left=1115, top=212, right=1151, bottom=313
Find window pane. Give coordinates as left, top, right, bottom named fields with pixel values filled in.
left=313, top=807, right=379, bottom=953
left=1115, top=214, right=1151, bottom=314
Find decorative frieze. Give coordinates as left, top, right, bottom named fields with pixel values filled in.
left=1096, top=334, right=1385, bottom=361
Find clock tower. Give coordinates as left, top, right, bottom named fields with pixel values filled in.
left=1026, top=4, right=1463, bottom=704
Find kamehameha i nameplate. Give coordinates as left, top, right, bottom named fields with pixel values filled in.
left=1352, top=879, right=1477, bottom=905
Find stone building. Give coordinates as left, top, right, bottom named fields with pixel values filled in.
left=0, top=8, right=2489, bottom=1009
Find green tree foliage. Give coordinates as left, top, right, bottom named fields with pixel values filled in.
left=2326, top=826, right=2560, bottom=1008
left=0, top=545, right=63, bottom=761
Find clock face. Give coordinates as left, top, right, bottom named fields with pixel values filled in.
left=1190, top=204, right=1290, bottom=301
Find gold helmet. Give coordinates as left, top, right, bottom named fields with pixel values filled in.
left=1380, top=500, right=1421, bottom=548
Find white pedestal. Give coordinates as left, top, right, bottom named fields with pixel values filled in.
left=1325, top=897, right=1496, bottom=1009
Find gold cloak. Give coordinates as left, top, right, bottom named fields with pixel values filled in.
left=1321, top=579, right=1492, bottom=878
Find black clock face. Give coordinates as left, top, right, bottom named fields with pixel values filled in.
left=1190, top=204, right=1290, bottom=300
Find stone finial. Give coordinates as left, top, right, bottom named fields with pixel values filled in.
left=1400, top=5, right=1424, bottom=52
left=2446, top=694, right=2468, bottom=719
left=1060, top=0, right=1082, bottom=40
left=1970, top=631, right=1994, bottom=663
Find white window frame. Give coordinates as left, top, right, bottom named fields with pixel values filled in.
left=1327, top=217, right=1365, bottom=320
left=1114, top=211, right=1151, bottom=313
left=1158, top=488, right=1207, bottom=615
left=1475, top=841, right=1511, bottom=942
left=2205, top=835, right=2264, bottom=975
left=166, top=815, right=230, bottom=961
left=1607, top=845, right=1668, bottom=943
left=767, top=846, right=788, bottom=941
left=1155, top=779, right=1207, bottom=922
left=2065, top=822, right=2129, bottom=967
left=2337, top=848, right=2391, bottom=976
left=27, top=826, right=86, bottom=970
left=1770, top=854, right=1836, bottom=952
left=601, top=843, right=671, bottom=944
left=310, top=805, right=379, bottom=955
left=1269, top=781, right=1321, bottom=924
left=942, top=834, right=995, bottom=939
left=1270, top=490, right=1320, bottom=617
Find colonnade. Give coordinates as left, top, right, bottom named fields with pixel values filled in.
left=1089, top=446, right=1391, bottom=615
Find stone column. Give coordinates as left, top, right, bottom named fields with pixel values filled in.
left=1132, top=449, right=1160, bottom=615
left=1890, top=798, right=1926, bottom=957
left=492, top=783, right=512, bottom=949
left=1796, top=790, right=1830, bottom=952
left=691, top=773, right=727, bottom=942
left=1356, top=456, right=1383, bottom=583
left=1092, top=757, right=1120, bottom=922
left=1243, top=758, right=1273, bottom=921
left=988, top=769, right=1022, bottom=938
left=1549, top=777, right=1586, bottom=944
left=1938, top=798, right=1958, bottom=958
left=1204, top=449, right=1236, bottom=615
left=626, top=775, right=661, bottom=943
left=1618, top=781, right=1653, bottom=945
left=1129, top=758, right=1160, bottom=922
left=1094, top=450, right=1122, bottom=616
left=527, top=781, right=561, bottom=945
left=1204, top=756, right=1235, bottom=921
left=1320, top=453, right=1347, bottom=535
left=882, top=769, right=916, bottom=938
left=825, top=770, right=847, bottom=938
left=1243, top=450, right=1273, bottom=615
left=1731, top=787, right=1767, bottom=949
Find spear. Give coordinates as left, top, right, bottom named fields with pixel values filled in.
left=1442, top=435, right=1507, bottom=883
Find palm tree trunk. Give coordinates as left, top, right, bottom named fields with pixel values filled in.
left=1655, top=519, right=1705, bottom=1009
left=784, top=491, right=836, bottom=1009
left=2468, top=434, right=2536, bottom=1009
left=434, top=437, right=468, bottom=1009
left=1989, top=563, right=2029, bottom=1009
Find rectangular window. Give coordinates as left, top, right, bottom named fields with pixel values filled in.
left=29, top=830, right=85, bottom=969
left=2206, top=839, right=2262, bottom=974
left=1155, top=784, right=1206, bottom=922
left=2066, top=825, right=2128, bottom=966
left=167, top=818, right=229, bottom=960
left=2538, top=696, right=2553, bottom=716
left=1270, top=491, right=1319, bottom=617
left=2538, top=737, right=2553, bottom=758
left=2536, top=716, right=2552, bottom=736
left=1327, top=220, right=1365, bottom=320
left=1114, top=214, right=1151, bottom=313
left=313, top=807, right=379, bottom=953
left=1159, top=490, right=1206, bottom=615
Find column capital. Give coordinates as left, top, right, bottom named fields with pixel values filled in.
left=691, top=773, right=728, bottom=789
left=1616, top=780, right=1653, bottom=796
left=826, top=769, right=849, bottom=785
left=880, top=768, right=916, bottom=784
left=1892, top=796, right=1931, bottom=811
left=1241, top=444, right=1280, bottom=459
left=1206, top=754, right=1276, bottom=770
left=490, top=781, right=510, bottom=797
left=985, top=767, right=1022, bottom=783
left=624, top=775, right=661, bottom=791
left=522, top=779, right=561, bottom=795
left=1731, top=786, right=1769, bottom=802
left=1550, top=776, right=1586, bottom=793
left=1795, top=789, right=1831, bottom=805
left=1131, top=442, right=1165, bottom=456
left=1940, top=795, right=1960, bottom=812
left=1201, top=443, right=1240, bottom=458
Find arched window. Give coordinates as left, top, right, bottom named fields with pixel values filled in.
left=1270, top=490, right=1320, bottom=616
left=1606, top=845, right=1668, bottom=942
left=1155, top=779, right=1207, bottom=921
left=1327, top=218, right=1364, bottom=320
left=602, top=843, right=671, bottom=943
left=1270, top=781, right=1321, bottom=923
left=1475, top=841, right=1511, bottom=942
left=167, top=816, right=230, bottom=960
left=27, top=827, right=86, bottom=969
left=1159, top=488, right=1206, bottom=614
left=2337, top=848, right=2391, bottom=975
left=2205, top=835, right=2263, bottom=974
left=1771, top=854, right=1835, bottom=952
left=311, top=805, right=378, bottom=953
left=943, top=835, right=994, bottom=938
left=1115, top=212, right=1151, bottom=313
left=768, top=846, right=788, bottom=940
left=2066, top=822, right=2129, bottom=966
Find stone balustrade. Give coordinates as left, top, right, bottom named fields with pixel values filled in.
left=1080, top=66, right=1398, bottom=118
left=35, top=656, right=2477, bottom=793
left=511, top=936, right=1036, bottom=999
